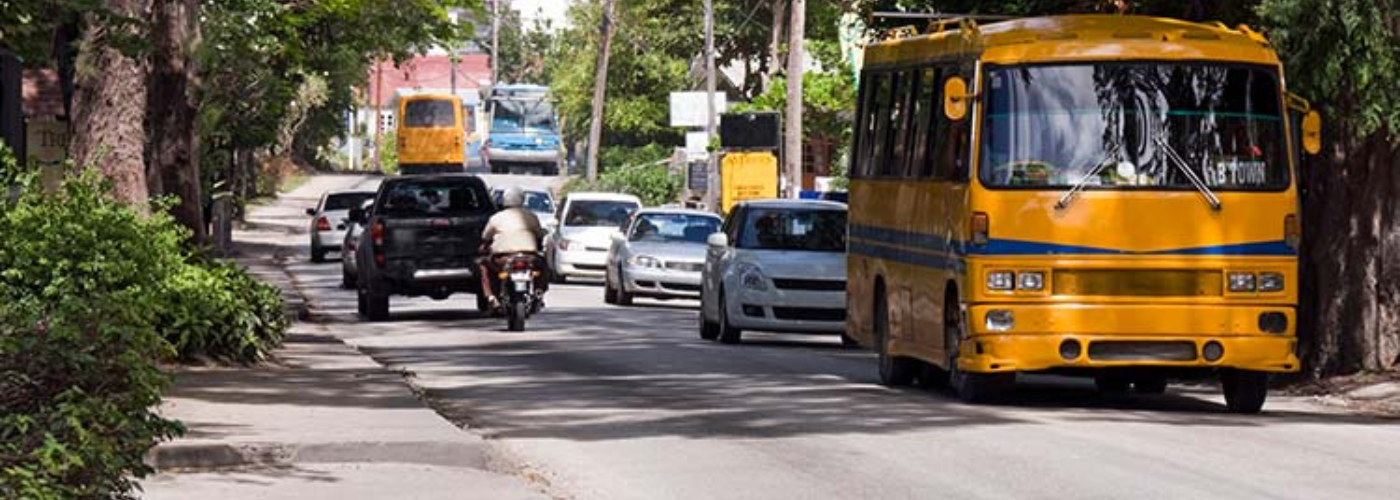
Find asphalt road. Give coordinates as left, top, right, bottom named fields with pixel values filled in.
left=259, top=174, right=1400, bottom=500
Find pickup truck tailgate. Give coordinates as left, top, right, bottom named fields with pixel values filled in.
left=384, top=214, right=487, bottom=274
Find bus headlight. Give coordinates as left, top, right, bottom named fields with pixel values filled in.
left=1227, top=272, right=1256, bottom=292
left=1017, top=271, right=1045, bottom=291
left=987, top=271, right=1014, bottom=291
left=1258, top=272, right=1285, bottom=292
left=986, top=310, right=1015, bottom=332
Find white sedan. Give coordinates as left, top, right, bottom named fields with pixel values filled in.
left=605, top=208, right=722, bottom=305
left=306, top=190, right=375, bottom=263
left=699, top=200, right=850, bottom=345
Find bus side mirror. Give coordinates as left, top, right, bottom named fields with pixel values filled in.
left=943, top=76, right=972, bottom=122
left=1301, top=110, right=1322, bottom=155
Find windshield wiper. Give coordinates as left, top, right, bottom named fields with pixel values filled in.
left=1055, top=147, right=1120, bottom=211
left=1154, top=136, right=1222, bottom=211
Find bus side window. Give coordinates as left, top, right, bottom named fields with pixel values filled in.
left=872, top=73, right=899, bottom=177
left=914, top=66, right=941, bottom=179
left=890, top=70, right=916, bottom=178
left=852, top=72, right=875, bottom=179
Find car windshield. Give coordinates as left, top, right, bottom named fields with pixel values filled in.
left=629, top=213, right=721, bottom=243
left=525, top=192, right=554, bottom=213
left=492, top=98, right=557, bottom=133
left=378, top=180, right=490, bottom=216
left=403, top=99, right=457, bottom=128
left=980, top=62, right=1289, bottom=191
left=323, top=192, right=375, bottom=211
left=739, top=208, right=847, bottom=252
left=564, top=200, right=638, bottom=228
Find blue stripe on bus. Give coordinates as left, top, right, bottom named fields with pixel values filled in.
left=848, top=224, right=1295, bottom=258
left=849, top=242, right=965, bottom=271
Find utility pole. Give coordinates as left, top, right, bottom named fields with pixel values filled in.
left=372, top=60, right=383, bottom=171
left=491, top=0, right=500, bottom=88
left=703, top=0, right=719, bottom=212
left=585, top=0, right=616, bottom=181
left=784, top=0, right=804, bottom=197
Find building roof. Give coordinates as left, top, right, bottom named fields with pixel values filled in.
left=367, top=54, right=492, bottom=108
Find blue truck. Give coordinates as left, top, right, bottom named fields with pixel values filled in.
left=482, top=84, right=564, bottom=176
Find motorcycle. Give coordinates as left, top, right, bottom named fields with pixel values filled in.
left=495, top=253, right=543, bottom=331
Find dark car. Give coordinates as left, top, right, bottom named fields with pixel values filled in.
left=352, top=174, right=496, bottom=321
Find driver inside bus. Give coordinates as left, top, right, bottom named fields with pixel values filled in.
left=478, top=187, right=549, bottom=307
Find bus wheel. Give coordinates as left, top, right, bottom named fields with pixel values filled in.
left=946, top=306, right=1010, bottom=403
left=1221, top=369, right=1269, bottom=414
left=876, top=289, right=917, bottom=387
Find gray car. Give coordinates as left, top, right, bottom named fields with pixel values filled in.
left=604, top=208, right=722, bottom=305
left=340, top=199, right=374, bottom=289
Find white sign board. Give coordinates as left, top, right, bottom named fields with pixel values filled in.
left=684, top=131, right=711, bottom=160
left=669, top=92, right=728, bottom=128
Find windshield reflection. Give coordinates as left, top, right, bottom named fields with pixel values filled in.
left=979, top=63, right=1288, bottom=191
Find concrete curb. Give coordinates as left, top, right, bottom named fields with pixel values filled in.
left=146, top=441, right=491, bottom=472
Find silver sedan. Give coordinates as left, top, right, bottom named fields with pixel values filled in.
left=604, top=209, right=722, bottom=306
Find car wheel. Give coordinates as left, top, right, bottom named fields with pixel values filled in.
left=946, top=300, right=1011, bottom=403
left=1134, top=376, right=1169, bottom=395
left=604, top=268, right=618, bottom=304
left=341, top=267, right=356, bottom=289
left=311, top=241, right=326, bottom=263
left=698, top=310, right=720, bottom=341
left=876, top=289, right=917, bottom=387
left=716, top=290, right=742, bottom=344
left=1221, top=369, right=1269, bottom=414
left=615, top=268, right=633, bottom=306
left=363, top=288, right=390, bottom=322
left=356, top=287, right=369, bottom=317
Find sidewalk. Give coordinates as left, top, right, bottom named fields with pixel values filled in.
left=140, top=176, right=550, bottom=499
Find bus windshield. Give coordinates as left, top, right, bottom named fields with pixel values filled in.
left=404, top=99, right=457, bottom=128
left=980, top=63, right=1288, bottom=191
left=493, top=98, right=557, bottom=133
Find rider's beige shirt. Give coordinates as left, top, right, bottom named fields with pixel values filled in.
left=483, top=208, right=545, bottom=254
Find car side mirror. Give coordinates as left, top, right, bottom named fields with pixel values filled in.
left=707, top=232, right=729, bottom=249
left=348, top=208, right=365, bottom=224
left=305, top=207, right=317, bottom=216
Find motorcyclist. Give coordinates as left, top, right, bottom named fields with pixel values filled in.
left=479, top=187, right=548, bottom=308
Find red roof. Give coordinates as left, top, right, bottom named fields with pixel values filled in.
left=366, top=54, right=492, bottom=107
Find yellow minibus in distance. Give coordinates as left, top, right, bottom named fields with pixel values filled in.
left=846, top=15, right=1320, bottom=413
left=397, top=94, right=466, bottom=175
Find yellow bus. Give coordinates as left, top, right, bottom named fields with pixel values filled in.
left=846, top=15, right=1321, bottom=413
left=397, top=94, right=466, bottom=175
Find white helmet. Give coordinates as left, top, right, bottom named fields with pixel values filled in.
left=501, top=187, right=525, bottom=208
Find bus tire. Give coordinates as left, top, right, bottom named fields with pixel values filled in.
left=876, top=288, right=917, bottom=387
left=946, top=302, right=1010, bottom=402
left=1221, top=369, right=1269, bottom=414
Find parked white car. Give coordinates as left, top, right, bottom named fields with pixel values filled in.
left=605, top=208, right=722, bottom=305
left=340, top=199, right=374, bottom=289
left=306, top=190, right=376, bottom=263
left=699, top=200, right=850, bottom=345
left=546, top=192, right=641, bottom=282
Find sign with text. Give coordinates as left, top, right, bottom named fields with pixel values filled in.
left=669, top=92, right=728, bottom=128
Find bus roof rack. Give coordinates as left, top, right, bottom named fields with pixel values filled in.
left=868, top=11, right=1014, bottom=37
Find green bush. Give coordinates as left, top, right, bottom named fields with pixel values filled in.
left=0, top=170, right=186, bottom=499
left=563, top=145, right=684, bottom=206
left=158, top=258, right=287, bottom=363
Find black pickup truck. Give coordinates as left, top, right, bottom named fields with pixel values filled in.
left=351, top=174, right=495, bottom=321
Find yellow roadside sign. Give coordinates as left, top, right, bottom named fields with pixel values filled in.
left=721, top=151, right=779, bottom=214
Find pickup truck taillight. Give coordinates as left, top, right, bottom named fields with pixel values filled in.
left=315, top=216, right=330, bottom=231
left=371, top=220, right=386, bottom=267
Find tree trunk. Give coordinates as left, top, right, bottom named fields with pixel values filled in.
left=148, top=0, right=205, bottom=244
left=1299, top=128, right=1400, bottom=378
left=764, top=0, right=786, bottom=92
left=584, top=0, right=616, bottom=181
left=783, top=0, right=804, bottom=198
left=69, top=0, right=151, bottom=205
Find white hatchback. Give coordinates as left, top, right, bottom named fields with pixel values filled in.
left=699, top=200, right=850, bottom=344
left=546, top=192, right=642, bottom=282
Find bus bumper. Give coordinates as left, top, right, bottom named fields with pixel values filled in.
left=962, top=304, right=1300, bottom=373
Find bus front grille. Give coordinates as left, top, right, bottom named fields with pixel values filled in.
left=1087, top=341, right=1198, bottom=362
left=1053, top=270, right=1222, bottom=297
